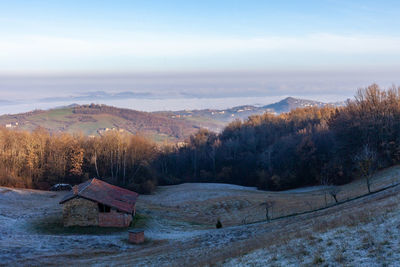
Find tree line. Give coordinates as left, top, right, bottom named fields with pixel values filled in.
left=156, top=84, right=400, bottom=191
left=1, top=84, right=399, bottom=193
left=0, top=129, right=157, bottom=193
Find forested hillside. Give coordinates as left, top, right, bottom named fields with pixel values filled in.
left=157, top=84, right=400, bottom=190
left=157, top=97, right=340, bottom=129
left=1, top=84, right=399, bottom=193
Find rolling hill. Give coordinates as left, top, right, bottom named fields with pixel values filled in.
left=0, top=104, right=200, bottom=142
left=0, top=97, right=344, bottom=142
left=158, top=97, right=344, bottom=130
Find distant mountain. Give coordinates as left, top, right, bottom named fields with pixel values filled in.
left=39, top=91, right=154, bottom=103
left=0, top=100, right=14, bottom=106
left=263, top=97, right=326, bottom=113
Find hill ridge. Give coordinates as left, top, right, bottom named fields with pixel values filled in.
left=0, top=97, right=344, bottom=141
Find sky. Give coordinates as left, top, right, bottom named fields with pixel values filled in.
left=0, top=0, right=400, bottom=113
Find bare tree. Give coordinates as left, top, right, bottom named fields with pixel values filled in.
left=260, top=200, right=275, bottom=221
left=354, top=144, right=377, bottom=194
left=328, top=186, right=341, bottom=203
left=94, top=150, right=100, bottom=178
left=320, top=167, right=331, bottom=207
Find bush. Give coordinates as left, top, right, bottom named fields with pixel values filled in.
left=127, top=179, right=157, bottom=194
left=313, top=255, right=325, bottom=265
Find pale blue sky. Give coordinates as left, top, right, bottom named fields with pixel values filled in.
left=1, top=1, right=400, bottom=114
left=1, top=0, right=400, bottom=72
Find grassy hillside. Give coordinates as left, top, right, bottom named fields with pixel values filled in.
left=138, top=165, right=400, bottom=226
left=2, top=165, right=399, bottom=266
left=0, top=104, right=200, bottom=142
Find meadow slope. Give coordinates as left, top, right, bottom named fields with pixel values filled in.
left=0, top=166, right=399, bottom=266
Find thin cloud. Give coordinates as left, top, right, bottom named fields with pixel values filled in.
left=1, top=33, right=400, bottom=72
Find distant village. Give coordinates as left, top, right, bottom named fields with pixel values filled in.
left=97, top=127, right=125, bottom=136
left=5, top=122, right=19, bottom=129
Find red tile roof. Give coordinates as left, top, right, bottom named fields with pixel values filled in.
left=60, top=178, right=138, bottom=213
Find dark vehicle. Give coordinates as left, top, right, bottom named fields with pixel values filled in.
left=50, top=184, right=72, bottom=191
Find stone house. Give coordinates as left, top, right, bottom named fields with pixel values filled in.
left=59, top=178, right=138, bottom=227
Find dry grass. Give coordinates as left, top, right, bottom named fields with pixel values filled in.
left=3, top=165, right=400, bottom=266
left=200, top=185, right=400, bottom=266
left=137, top=165, right=400, bottom=227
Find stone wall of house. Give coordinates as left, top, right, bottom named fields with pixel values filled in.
left=62, top=197, right=99, bottom=227
left=99, top=209, right=132, bottom=227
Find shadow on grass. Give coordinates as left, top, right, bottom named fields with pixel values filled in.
left=29, top=213, right=150, bottom=235
left=120, top=237, right=157, bottom=246
left=131, top=213, right=148, bottom=228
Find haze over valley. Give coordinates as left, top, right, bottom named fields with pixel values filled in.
left=1, top=70, right=400, bottom=115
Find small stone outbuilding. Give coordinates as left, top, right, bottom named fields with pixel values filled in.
left=59, top=178, right=138, bottom=227
left=129, top=229, right=145, bottom=244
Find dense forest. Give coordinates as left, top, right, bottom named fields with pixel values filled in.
left=1, top=84, right=400, bottom=193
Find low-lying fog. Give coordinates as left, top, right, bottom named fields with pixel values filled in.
left=1, top=70, right=399, bottom=114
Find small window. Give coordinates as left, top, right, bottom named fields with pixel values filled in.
left=98, top=203, right=111, bottom=213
